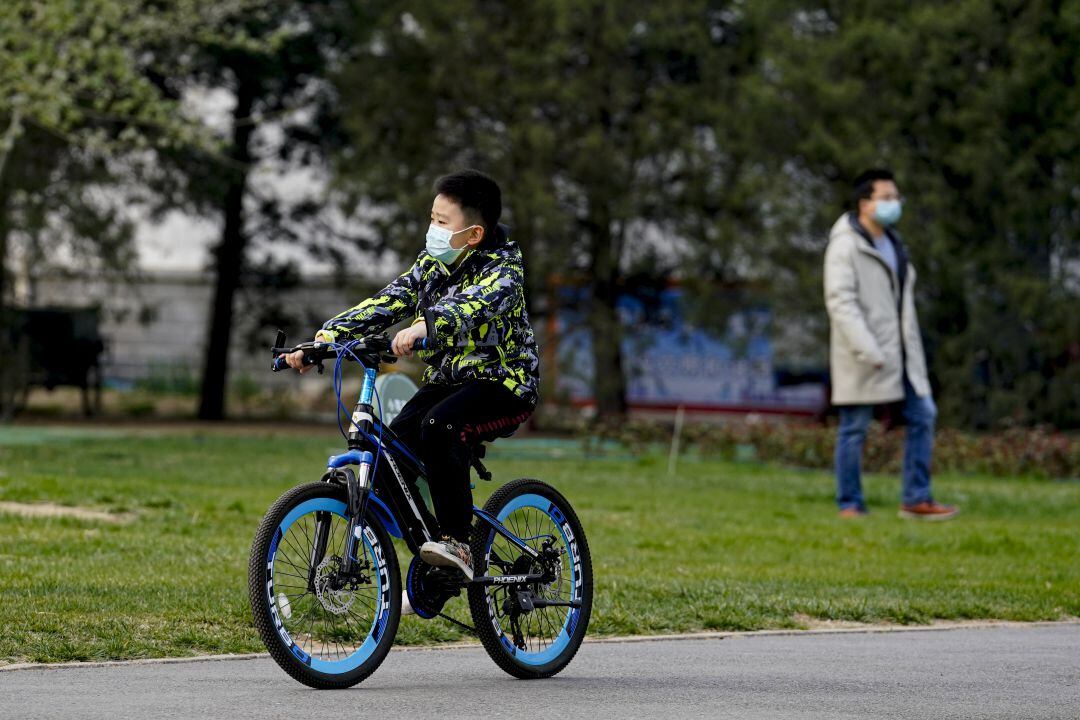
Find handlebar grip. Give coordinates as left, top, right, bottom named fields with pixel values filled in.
left=412, top=337, right=429, bottom=351
left=273, top=351, right=322, bottom=372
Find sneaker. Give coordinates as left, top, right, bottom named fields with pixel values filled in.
left=401, top=591, right=415, bottom=616
left=899, top=501, right=958, bottom=521
left=838, top=507, right=869, bottom=518
left=420, top=536, right=474, bottom=580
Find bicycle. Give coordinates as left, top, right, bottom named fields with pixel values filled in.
left=247, top=332, right=593, bottom=688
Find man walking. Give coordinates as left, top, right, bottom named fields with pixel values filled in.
left=824, top=168, right=957, bottom=520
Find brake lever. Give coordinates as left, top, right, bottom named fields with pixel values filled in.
left=293, top=350, right=324, bottom=373
left=366, top=333, right=392, bottom=352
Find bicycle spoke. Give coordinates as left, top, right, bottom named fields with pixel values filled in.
left=268, top=506, right=383, bottom=663
left=486, top=504, right=572, bottom=654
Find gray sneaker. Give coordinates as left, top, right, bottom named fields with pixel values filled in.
left=420, top=537, right=474, bottom=580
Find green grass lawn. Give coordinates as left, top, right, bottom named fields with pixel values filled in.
left=0, top=426, right=1077, bottom=664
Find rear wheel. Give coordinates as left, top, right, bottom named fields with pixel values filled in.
left=248, top=482, right=400, bottom=688
left=468, top=479, right=592, bottom=679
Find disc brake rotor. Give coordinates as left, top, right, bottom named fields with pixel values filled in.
left=314, top=555, right=356, bottom=615
left=539, top=557, right=563, bottom=599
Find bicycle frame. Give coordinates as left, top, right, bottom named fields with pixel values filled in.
left=319, top=358, right=542, bottom=586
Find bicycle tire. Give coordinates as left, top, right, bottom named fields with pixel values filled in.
left=248, top=481, right=400, bottom=688
left=467, top=478, right=592, bottom=679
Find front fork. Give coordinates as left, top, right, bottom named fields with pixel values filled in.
left=307, top=511, right=332, bottom=592
left=307, top=458, right=375, bottom=591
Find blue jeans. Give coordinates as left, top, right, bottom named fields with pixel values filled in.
left=835, top=380, right=937, bottom=510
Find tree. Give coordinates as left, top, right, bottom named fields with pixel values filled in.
left=332, top=0, right=769, bottom=418
left=166, top=0, right=365, bottom=420
left=754, top=0, right=1080, bottom=427
left=0, top=0, right=217, bottom=308
left=0, top=0, right=243, bottom=417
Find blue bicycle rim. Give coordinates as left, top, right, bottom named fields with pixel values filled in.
left=266, top=497, right=391, bottom=674
left=485, top=493, right=581, bottom=666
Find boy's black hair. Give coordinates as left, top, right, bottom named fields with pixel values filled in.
left=433, top=169, right=502, bottom=244
left=852, top=168, right=895, bottom=208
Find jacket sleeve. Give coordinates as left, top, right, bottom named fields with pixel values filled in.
left=424, top=255, right=523, bottom=347
left=319, top=253, right=423, bottom=342
left=824, top=237, right=885, bottom=366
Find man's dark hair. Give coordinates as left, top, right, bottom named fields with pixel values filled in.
left=433, top=169, right=502, bottom=244
left=852, top=168, right=895, bottom=208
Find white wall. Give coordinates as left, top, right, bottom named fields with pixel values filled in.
left=33, top=271, right=376, bottom=386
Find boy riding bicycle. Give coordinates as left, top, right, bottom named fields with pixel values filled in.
left=284, top=169, right=539, bottom=584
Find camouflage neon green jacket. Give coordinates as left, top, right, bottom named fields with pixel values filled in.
left=319, top=225, right=540, bottom=407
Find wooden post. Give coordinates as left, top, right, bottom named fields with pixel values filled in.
left=668, top=404, right=685, bottom=477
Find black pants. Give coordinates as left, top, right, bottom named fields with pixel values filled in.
left=388, top=380, right=533, bottom=542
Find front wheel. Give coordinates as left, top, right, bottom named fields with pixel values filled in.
left=248, top=481, right=400, bottom=688
left=468, top=479, right=593, bottom=679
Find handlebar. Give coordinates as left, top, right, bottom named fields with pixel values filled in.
left=270, top=332, right=428, bottom=372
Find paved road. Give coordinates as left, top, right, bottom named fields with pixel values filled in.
left=2, top=625, right=1078, bottom=720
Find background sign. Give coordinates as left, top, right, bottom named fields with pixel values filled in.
left=374, top=373, right=419, bottom=425
left=553, top=286, right=825, bottom=414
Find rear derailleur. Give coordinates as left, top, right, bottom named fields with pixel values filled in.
left=500, top=539, right=563, bottom=651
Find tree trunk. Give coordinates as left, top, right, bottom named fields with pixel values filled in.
left=0, top=193, right=8, bottom=317
left=198, top=81, right=256, bottom=420
left=0, top=110, right=21, bottom=315
left=0, top=170, right=21, bottom=422
left=586, top=205, right=627, bottom=419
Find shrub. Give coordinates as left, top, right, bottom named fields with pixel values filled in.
left=541, top=411, right=1079, bottom=479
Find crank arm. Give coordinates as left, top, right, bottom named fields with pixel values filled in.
left=530, top=599, right=582, bottom=609
left=468, top=572, right=547, bottom=586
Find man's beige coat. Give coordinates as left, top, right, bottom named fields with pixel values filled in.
left=824, top=213, right=931, bottom=405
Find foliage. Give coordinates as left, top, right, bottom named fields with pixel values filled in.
left=752, top=0, right=1080, bottom=428
left=331, top=1, right=1078, bottom=428
left=332, top=1, right=778, bottom=416
left=150, top=0, right=366, bottom=420
left=0, top=0, right=271, bottom=190
left=580, top=415, right=1080, bottom=479
left=2, top=0, right=1076, bottom=429
left=0, top=0, right=272, bottom=321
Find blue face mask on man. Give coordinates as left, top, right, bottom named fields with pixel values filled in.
left=425, top=224, right=478, bottom=265
left=873, top=199, right=903, bottom=227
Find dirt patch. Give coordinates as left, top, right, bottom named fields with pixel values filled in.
left=790, top=613, right=895, bottom=630
left=0, top=502, right=134, bottom=524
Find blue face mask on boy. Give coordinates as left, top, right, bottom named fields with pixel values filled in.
left=874, top=199, right=902, bottom=227
left=425, top=224, right=478, bottom=265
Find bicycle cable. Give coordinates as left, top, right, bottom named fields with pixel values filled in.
left=329, top=338, right=388, bottom=476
